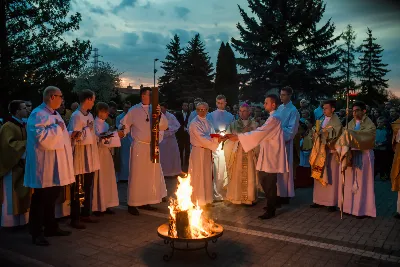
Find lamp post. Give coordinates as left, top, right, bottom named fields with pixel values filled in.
left=154, top=58, right=159, bottom=88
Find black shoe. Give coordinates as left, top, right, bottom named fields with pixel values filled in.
left=138, top=205, right=157, bottom=211
left=356, top=215, right=368, bottom=219
left=394, top=213, right=400, bottom=219
left=44, top=228, right=71, bottom=237
left=128, top=206, right=140, bottom=216
left=93, top=211, right=104, bottom=217
left=32, top=235, right=50, bottom=246
left=310, top=203, right=322, bottom=208
left=104, top=208, right=115, bottom=215
left=327, top=206, right=337, bottom=212
left=162, top=197, right=167, bottom=203
left=281, top=197, right=290, bottom=205
left=70, top=221, right=86, bottom=229
left=258, top=212, right=275, bottom=220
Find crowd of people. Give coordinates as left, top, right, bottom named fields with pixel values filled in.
left=0, top=85, right=399, bottom=248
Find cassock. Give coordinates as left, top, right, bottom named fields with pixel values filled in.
left=0, top=117, right=31, bottom=227
left=120, top=104, right=168, bottom=207
left=206, top=110, right=234, bottom=200
left=309, top=114, right=342, bottom=207
left=116, top=112, right=132, bottom=181
left=188, top=110, right=198, bottom=124
left=188, top=116, right=219, bottom=206
left=24, top=103, right=75, bottom=236
left=276, top=101, right=300, bottom=198
left=390, top=118, right=400, bottom=214
left=336, top=115, right=376, bottom=217
left=92, top=117, right=120, bottom=212
left=160, top=112, right=182, bottom=176
left=224, top=118, right=259, bottom=205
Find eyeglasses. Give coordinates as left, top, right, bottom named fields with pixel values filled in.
left=52, top=95, right=64, bottom=99
left=197, top=108, right=208, bottom=112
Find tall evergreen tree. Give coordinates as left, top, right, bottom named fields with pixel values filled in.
left=180, top=34, right=214, bottom=104
left=357, top=28, right=390, bottom=104
left=337, top=24, right=359, bottom=92
left=231, top=0, right=340, bottom=101
left=0, top=0, right=91, bottom=115
left=159, top=34, right=183, bottom=107
left=214, top=42, right=239, bottom=105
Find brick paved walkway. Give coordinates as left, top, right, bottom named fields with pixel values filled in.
left=0, top=178, right=399, bottom=267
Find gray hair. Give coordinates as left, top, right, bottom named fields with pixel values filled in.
left=43, top=86, right=60, bottom=98
left=196, top=102, right=209, bottom=109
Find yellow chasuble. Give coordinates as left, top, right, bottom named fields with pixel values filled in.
left=309, top=114, right=342, bottom=185
left=0, top=120, right=32, bottom=214
left=390, top=118, right=400, bottom=192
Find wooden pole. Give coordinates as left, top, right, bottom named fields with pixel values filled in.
left=340, top=88, right=350, bottom=220
left=151, top=87, right=160, bottom=163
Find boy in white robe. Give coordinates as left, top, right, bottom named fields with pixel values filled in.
left=68, top=90, right=100, bottom=228
left=336, top=101, right=376, bottom=218
left=228, top=94, right=288, bottom=219
left=189, top=102, right=224, bottom=206
left=24, top=86, right=74, bottom=246
left=92, top=102, right=123, bottom=215
left=206, top=95, right=234, bottom=201
left=116, top=101, right=132, bottom=182
left=159, top=103, right=182, bottom=177
left=276, top=87, right=300, bottom=204
left=119, top=87, right=168, bottom=216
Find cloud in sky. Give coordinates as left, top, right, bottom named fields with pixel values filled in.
left=70, top=0, right=400, bottom=95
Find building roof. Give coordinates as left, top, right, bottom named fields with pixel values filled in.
left=116, top=86, right=140, bottom=95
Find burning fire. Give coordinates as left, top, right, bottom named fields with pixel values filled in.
left=168, top=175, right=215, bottom=239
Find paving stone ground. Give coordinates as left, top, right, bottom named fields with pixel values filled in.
left=0, top=178, right=399, bottom=267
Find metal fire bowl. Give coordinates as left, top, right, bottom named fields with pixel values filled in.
left=157, top=223, right=224, bottom=261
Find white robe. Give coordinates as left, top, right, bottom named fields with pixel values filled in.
left=160, top=112, right=182, bottom=176
left=91, top=118, right=120, bottom=212
left=116, top=112, right=132, bottom=181
left=120, top=104, right=168, bottom=207
left=206, top=110, right=234, bottom=200
left=276, top=101, right=300, bottom=197
left=188, top=116, right=219, bottom=206
left=239, top=112, right=288, bottom=174
left=24, top=103, right=75, bottom=188
left=68, top=111, right=100, bottom=175
left=1, top=172, right=29, bottom=227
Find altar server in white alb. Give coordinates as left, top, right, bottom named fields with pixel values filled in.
left=159, top=102, right=182, bottom=177
left=206, top=95, right=234, bottom=201
left=228, top=94, right=288, bottom=219
left=68, top=90, right=100, bottom=229
left=116, top=101, right=132, bottom=182
left=276, top=87, right=300, bottom=204
left=0, top=100, right=30, bottom=228
left=92, top=102, right=123, bottom=216
left=24, top=86, right=74, bottom=246
left=336, top=101, right=376, bottom=218
left=189, top=102, right=223, bottom=206
left=120, top=87, right=168, bottom=216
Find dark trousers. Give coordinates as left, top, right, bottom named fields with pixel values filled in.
left=374, top=150, right=394, bottom=176
left=177, top=133, right=190, bottom=172
left=29, top=186, right=61, bottom=237
left=259, top=171, right=277, bottom=213
left=70, top=172, right=94, bottom=222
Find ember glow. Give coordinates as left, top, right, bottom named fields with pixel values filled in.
left=168, top=175, right=215, bottom=238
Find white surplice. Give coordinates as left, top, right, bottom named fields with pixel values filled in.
left=120, top=104, right=168, bottom=207
left=2, top=172, right=29, bottom=227
left=160, top=112, right=182, bottom=176
left=188, top=116, right=219, bottom=206
left=24, top=103, right=75, bottom=188
left=276, top=101, right=300, bottom=197
left=68, top=110, right=100, bottom=175
left=116, top=112, right=132, bottom=181
left=206, top=110, right=234, bottom=200
left=91, top=118, right=120, bottom=212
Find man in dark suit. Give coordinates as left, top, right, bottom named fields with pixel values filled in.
left=175, top=102, right=191, bottom=172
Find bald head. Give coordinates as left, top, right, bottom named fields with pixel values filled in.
left=43, top=86, right=63, bottom=110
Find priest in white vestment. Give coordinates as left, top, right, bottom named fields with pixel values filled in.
left=68, top=89, right=100, bottom=228
left=228, top=94, right=288, bottom=219
left=116, top=101, right=132, bottom=182
left=309, top=100, right=342, bottom=211
left=92, top=102, right=122, bottom=215
left=159, top=103, right=182, bottom=177
left=336, top=101, right=376, bottom=218
left=224, top=103, right=259, bottom=205
left=276, top=87, right=300, bottom=204
left=189, top=102, right=223, bottom=206
left=206, top=95, right=234, bottom=201
left=119, top=87, right=168, bottom=216
left=24, top=86, right=75, bottom=246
